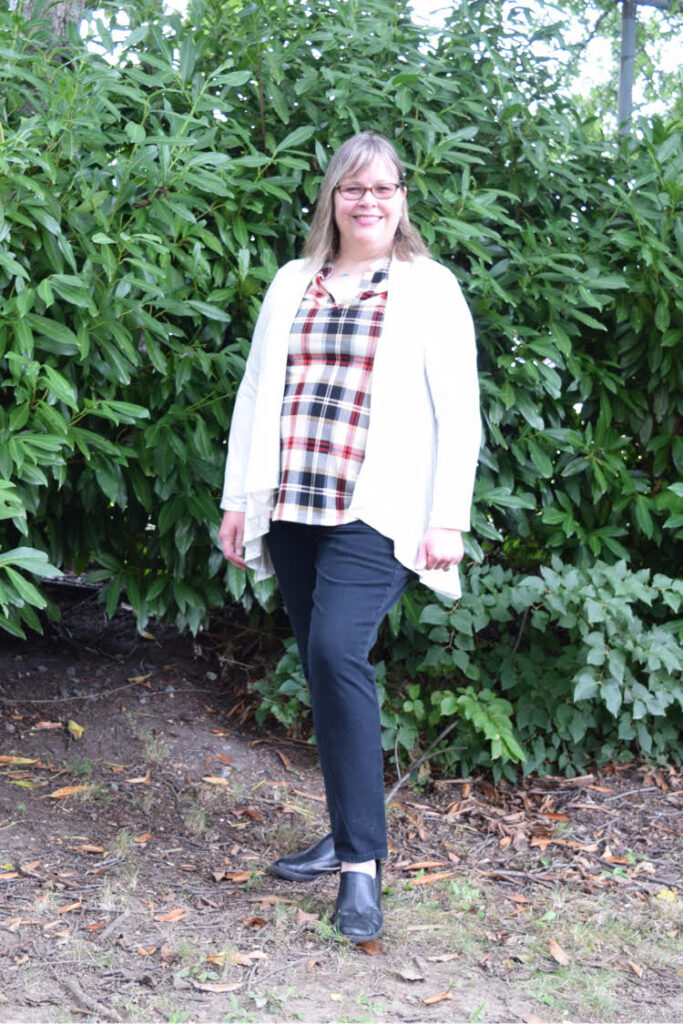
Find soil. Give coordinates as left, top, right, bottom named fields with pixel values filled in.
left=0, top=587, right=681, bottom=1024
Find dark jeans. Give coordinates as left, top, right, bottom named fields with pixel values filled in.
left=267, top=519, right=414, bottom=863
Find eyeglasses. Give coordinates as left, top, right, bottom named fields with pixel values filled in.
left=334, top=182, right=404, bottom=201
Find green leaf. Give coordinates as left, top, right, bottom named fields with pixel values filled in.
left=41, top=365, right=77, bottom=409
left=274, top=126, right=315, bottom=153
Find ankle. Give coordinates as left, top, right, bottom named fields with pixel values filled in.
left=340, top=859, right=376, bottom=878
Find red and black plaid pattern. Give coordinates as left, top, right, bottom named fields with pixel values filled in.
left=272, top=262, right=389, bottom=525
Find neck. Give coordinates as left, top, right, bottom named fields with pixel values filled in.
left=333, top=250, right=389, bottom=275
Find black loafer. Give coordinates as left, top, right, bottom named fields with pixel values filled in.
left=332, top=862, right=382, bottom=943
left=269, top=833, right=341, bottom=882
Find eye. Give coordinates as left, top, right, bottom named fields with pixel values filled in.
left=340, top=186, right=364, bottom=199
left=374, top=184, right=396, bottom=198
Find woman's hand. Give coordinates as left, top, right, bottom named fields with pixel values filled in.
left=219, top=510, right=246, bottom=569
left=416, top=527, right=464, bottom=571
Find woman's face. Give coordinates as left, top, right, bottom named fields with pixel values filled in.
left=333, top=155, right=406, bottom=262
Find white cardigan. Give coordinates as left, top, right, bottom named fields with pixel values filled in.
left=221, top=255, right=481, bottom=599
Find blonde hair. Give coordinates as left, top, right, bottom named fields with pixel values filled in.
left=303, top=132, right=430, bottom=268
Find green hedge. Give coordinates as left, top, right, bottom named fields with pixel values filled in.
left=254, top=559, right=683, bottom=777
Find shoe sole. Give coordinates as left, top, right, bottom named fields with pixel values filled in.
left=268, top=863, right=341, bottom=883
left=341, top=927, right=383, bottom=943
left=332, top=916, right=383, bottom=943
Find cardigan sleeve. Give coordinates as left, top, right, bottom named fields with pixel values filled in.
left=220, top=280, right=276, bottom=511
left=423, top=266, right=481, bottom=532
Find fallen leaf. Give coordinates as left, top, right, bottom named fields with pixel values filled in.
left=422, top=989, right=454, bottom=1006
left=540, top=811, right=568, bottom=821
left=499, top=835, right=512, bottom=848
left=48, top=785, right=91, bottom=800
left=548, top=939, right=571, bottom=965
left=189, top=981, right=242, bottom=993
left=523, top=1016, right=550, bottom=1023
left=508, top=893, right=531, bottom=904
left=404, top=861, right=449, bottom=871
left=205, top=952, right=227, bottom=966
left=33, top=721, right=63, bottom=731
left=0, top=756, right=37, bottom=765
left=67, top=720, right=84, bottom=741
left=656, top=888, right=677, bottom=902
left=356, top=938, right=383, bottom=955
left=134, top=832, right=152, bottom=843
left=276, top=749, right=291, bottom=769
left=11, top=917, right=45, bottom=932
left=128, top=673, right=152, bottom=684
left=56, top=898, right=82, bottom=915
left=219, top=951, right=253, bottom=967
left=0, top=872, right=20, bottom=880
left=242, top=916, right=267, bottom=930
left=330, top=993, right=342, bottom=1002
left=155, top=908, right=190, bottom=922
left=427, top=953, right=458, bottom=962
left=215, top=754, right=232, bottom=765
left=85, top=922, right=106, bottom=932
left=202, top=776, right=231, bottom=786
left=223, top=871, right=251, bottom=883
left=19, top=860, right=41, bottom=874
left=246, top=895, right=297, bottom=906
left=407, top=870, right=459, bottom=887
left=125, top=770, right=151, bottom=784
left=296, top=908, right=320, bottom=928
left=396, top=965, right=423, bottom=981
left=222, top=949, right=267, bottom=966
left=631, top=861, right=656, bottom=876
left=71, top=845, right=106, bottom=855
left=289, top=788, right=326, bottom=802
left=627, top=960, right=644, bottom=978
left=160, top=945, right=180, bottom=964
left=234, top=807, right=263, bottom=821
left=137, top=946, right=157, bottom=956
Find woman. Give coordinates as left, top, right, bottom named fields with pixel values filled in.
left=219, top=132, right=480, bottom=943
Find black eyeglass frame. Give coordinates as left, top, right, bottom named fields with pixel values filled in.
left=333, top=181, right=406, bottom=200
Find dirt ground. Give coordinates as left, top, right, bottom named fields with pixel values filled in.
left=0, top=586, right=681, bottom=1024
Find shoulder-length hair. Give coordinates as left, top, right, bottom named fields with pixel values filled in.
left=303, top=132, right=430, bottom=268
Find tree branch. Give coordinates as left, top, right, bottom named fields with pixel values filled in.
left=385, top=719, right=464, bottom=805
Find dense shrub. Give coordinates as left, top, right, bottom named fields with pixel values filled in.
left=254, top=560, right=683, bottom=777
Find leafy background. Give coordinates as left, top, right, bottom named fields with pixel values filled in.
left=1, top=0, right=681, bottom=776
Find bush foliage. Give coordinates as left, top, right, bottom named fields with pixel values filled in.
left=1, top=0, right=681, bottom=769
left=255, top=561, right=683, bottom=777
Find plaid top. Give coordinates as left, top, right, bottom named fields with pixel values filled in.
left=272, top=261, right=389, bottom=525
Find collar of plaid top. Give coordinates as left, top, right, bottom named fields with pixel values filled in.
left=315, top=260, right=390, bottom=301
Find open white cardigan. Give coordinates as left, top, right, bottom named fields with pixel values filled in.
left=221, top=255, right=481, bottom=599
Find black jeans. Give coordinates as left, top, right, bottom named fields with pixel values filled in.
left=267, top=520, right=414, bottom=863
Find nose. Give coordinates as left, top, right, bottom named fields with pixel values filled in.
left=357, top=187, right=378, bottom=205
